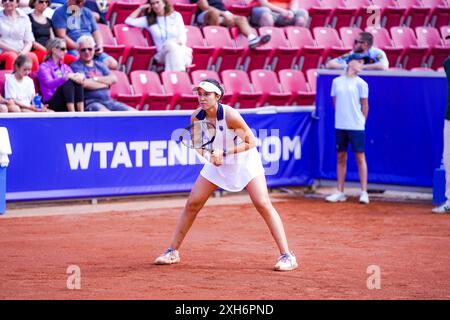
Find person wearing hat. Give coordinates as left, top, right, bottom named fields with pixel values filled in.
left=154, top=78, right=298, bottom=271
left=326, top=54, right=370, bottom=204
left=432, top=43, right=450, bottom=213
left=326, top=32, right=389, bottom=71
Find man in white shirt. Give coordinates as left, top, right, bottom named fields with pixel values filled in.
left=326, top=53, right=370, bottom=204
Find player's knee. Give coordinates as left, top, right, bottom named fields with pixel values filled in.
left=185, top=197, right=205, bottom=213
left=254, top=197, right=273, bottom=215
left=337, top=152, right=347, bottom=163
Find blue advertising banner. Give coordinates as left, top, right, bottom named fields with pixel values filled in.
left=315, top=70, right=447, bottom=187
left=0, top=109, right=314, bottom=201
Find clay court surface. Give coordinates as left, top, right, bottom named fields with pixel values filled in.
left=1, top=191, right=450, bottom=300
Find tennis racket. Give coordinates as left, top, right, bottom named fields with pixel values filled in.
left=179, top=120, right=217, bottom=154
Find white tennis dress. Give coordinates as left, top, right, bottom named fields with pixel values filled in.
left=199, top=104, right=265, bottom=192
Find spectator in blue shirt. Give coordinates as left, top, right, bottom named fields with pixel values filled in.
left=52, top=0, right=117, bottom=69
left=326, top=32, right=389, bottom=71
left=70, top=35, right=134, bottom=111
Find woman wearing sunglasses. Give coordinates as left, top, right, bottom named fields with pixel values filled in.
left=0, top=0, right=40, bottom=72
left=28, top=0, right=53, bottom=63
left=37, top=37, right=85, bottom=112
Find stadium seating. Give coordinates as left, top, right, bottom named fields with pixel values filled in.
left=347, top=0, right=373, bottom=30
left=223, top=0, right=253, bottom=16
left=0, top=70, right=12, bottom=97
left=416, top=26, right=450, bottom=70
left=113, top=24, right=157, bottom=73
left=313, top=27, right=350, bottom=62
left=306, top=68, right=318, bottom=93
left=232, top=26, right=272, bottom=72
left=130, top=70, right=172, bottom=110
left=161, top=71, right=198, bottom=110
left=203, top=26, right=245, bottom=73
left=424, top=0, right=450, bottom=29
left=371, top=0, right=406, bottom=30
left=221, top=69, right=262, bottom=109
left=293, top=0, right=333, bottom=30
left=185, top=26, right=215, bottom=72
left=172, top=0, right=197, bottom=25
left=339, top=27, right=363, bottom=47
left=285, top=26, right=324, bottom=72
left=278, top=69, right=316, bottom=106
left=109, top=70, right=141, bottom=109
left=258, top=27, right=299, bottom=72
left=322, top=0, right=357, bottom=30
left=97, top=23, right=125, bottom=68
left=250, top=69, right=292, bottom=106
left=390, top=26, right=429, bottom=69
left=106, top=2, right=140, bottom=28
left=399, top=0, right=431, bottom=29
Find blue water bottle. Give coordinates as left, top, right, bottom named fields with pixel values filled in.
left=33, top=94, right=42, bottom=111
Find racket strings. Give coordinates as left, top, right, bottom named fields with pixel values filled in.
left=180, top=121, right=216, bottom=149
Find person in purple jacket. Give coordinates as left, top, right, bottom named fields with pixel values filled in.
left=37, top=37, right=85, bottom=112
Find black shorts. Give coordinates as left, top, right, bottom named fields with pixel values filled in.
left=335, top=129, right=365, bottom=153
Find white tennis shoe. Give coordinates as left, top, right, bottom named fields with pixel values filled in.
left=359, top=191, right=370, bottom=204
left=432, top=203, right=450, bottom=213
left=325, top=191, right=347, bottom=203
left=155, top=248, right=180, bottom=265
left=274, top=252, right=298, bottom=271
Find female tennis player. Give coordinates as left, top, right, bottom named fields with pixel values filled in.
left=154, top=79, right=298, bottom=271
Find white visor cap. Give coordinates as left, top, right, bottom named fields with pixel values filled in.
left=194, top=81, right=222, bottom=96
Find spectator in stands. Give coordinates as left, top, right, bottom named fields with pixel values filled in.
left=70, top=35, right=134, bottom=112
left=432, top=53, right=450, bottom=213
left=19, top=0, right=54, bottom=17
left=125, top=0, right=192, bottom=72
left=84, top=0, right=108, bottom=24
left=325, top=53, right=370, bottom=204
left=0, top=0, right=40, bottom=72
left=191, top=0, right=271, bottom=49
left=38, top=38, right=85, bottom=112
left=248, top=0, right=309, bottom=28
left=4, top=54, right=50, bottom=112
left=326, top=32, right=389, bottom=71
left=51, top=0, right=118, bottom=69
left=28, top=0, right=54, bottom=63
left=0, top=94, right=19, bottom=112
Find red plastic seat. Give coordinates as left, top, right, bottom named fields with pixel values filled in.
left=278, top=69, right=316, bottom=106
left=258, top=27, right=299, bottom=72
left=339, top=27, right=363, bottom=47
left=285, top=26, right=324, bottom=72
left=398, top=0, right=431, bottom=29
left=347, top=0, right=374, bottom=30
left=221, top=69, right=262, bottom=109
left=172, top=2, right=197, bottom=25
left=440, top=25, right=450, bottom=43
left=203, top=26, right=245, bottom=73
left=366, top=26, right=403, bottom=67
left=109, top=70, right=141, bottom=109
left=185, top=25, right=215, bottom=71
left=313, top=27, right=350, bottom=62
left=250, top=69, right=292, bottom=106
left=322, top=0, right=357, bottom=30
left=97, top=23, right=125, bottom=68
left=424, top=0, right=450, bottom=29
left=372, top=0, right=407, bottom=30
left=223, top=0, right=253, bottom=16
left=292, top=0, right=333, bottom=30
left=113, top=24, right=157, bottom=73
left=161, top=71, right=198, bottom=110
left=306, top=68, right=318, bottom=93
left=390, top=26, right=429, bottom=69
left=416, top=26, right=450, bottom=70
left=130, top=70, right=172, bottom=110
left=106, top=2, right=140, bottom=28
left=232, top=26, right=272, bottom=72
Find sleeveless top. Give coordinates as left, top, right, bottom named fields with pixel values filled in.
left=198, top=104, right=265, bottom=192
left=28, top=14, right=52, bottom=47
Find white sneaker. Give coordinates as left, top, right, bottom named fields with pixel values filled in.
left=432, top=203, right=450, bottom=214
left=359, top=191, right=370, bottom=204
left=274, top=252, right=298, bottom=271
left=154, top=248, right=180, bottom=265
left=325, top=191, right=347, bottom=203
